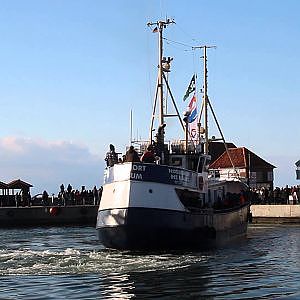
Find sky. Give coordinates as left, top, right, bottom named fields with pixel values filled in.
left=0, top=0, right=299, bottom=194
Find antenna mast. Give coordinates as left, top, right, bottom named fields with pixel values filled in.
left=147, top=18, right=174, bottom=128
left=192, top=45, right=216, bottom=154
left=147, top=18, right=177, bottom=163
left=194, top=45, right=238, bottom=175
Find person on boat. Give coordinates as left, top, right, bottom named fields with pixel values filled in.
left=105, top=144, right=118, bottom=167
left=124, top=146, right=140, bottom=162
left=140, top=145, right=156, bottom=163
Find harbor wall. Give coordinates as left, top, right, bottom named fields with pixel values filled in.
left=251, top=205, right=300, bottom=223
left=0, top=205, right=98, bottom=227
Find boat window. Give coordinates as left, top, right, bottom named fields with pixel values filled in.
left=214, top=170, right=220, bottom=178
left=197, top=157, right=205, bottom=173
left=171, top=157, right=182, bottom=167
left=205, top=156, right=211, bottom=172
left=214, top=190, right=217, bottom=202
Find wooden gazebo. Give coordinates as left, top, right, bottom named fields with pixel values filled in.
left=0, top=181, right=8, bottom=195
left=0, top=179, right=33, bottom=207
left=7, top=179, right=33, bottom=194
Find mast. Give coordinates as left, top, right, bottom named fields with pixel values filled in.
left=147, top=19, right=175, bottom=140
left=192, top=45, right=216, bottom=154
left=203, top=46, right=209, bottom=154
left=130, top=109, right=133, bottom=145
left=147, top=18, right=175, bottom=162
left=194, top=45, right=238, bottom=176
left=158, top=21, right=164, bottom=128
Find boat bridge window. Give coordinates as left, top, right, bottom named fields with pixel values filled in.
left=170, top=157, right=183, bottom=167
left=197, top=157, right=205, bottom=173
left=210, top=170, right=220, bottom=178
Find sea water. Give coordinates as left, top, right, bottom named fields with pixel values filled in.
left=0, top=225, right=300, bottom=299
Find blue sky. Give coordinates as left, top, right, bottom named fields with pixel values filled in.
left=0, top=0, right=299, bottom=194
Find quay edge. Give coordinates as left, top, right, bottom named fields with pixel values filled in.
left=0, top=205, right=98, bottom=227
left=251, top=204, right=300, bottom=224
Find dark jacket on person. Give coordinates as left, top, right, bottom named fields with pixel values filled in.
left=125, top=147, right=140, bottom=162
left=140, top=150, right=155, bottom=163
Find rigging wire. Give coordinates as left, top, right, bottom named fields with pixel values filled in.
left=163, top=37, right=193, bottom=49
left=164, top=40, right=191, bottom=52
left=146, top=28, right=156, bottom=114
left=175, top=23, right=202, bottom=45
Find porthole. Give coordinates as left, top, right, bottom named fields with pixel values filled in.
left=149, top=189, right=153, bottom=193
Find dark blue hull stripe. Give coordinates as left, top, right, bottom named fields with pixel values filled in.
left=97, top=207, right=248, bottom=250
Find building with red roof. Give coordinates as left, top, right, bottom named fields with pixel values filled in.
left=209, top=147, right=276, bottom=189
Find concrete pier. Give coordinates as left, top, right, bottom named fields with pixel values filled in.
left=251, top=205, right=300, bottom=223
left=0, top=205, right=98, bottom=227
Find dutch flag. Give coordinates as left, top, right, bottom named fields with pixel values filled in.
left=187, top=94, right=197, bottom=123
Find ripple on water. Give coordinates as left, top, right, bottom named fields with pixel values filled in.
left=1, top=225, right=300, bottom=299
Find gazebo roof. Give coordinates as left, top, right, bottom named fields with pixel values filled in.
left=7, top=179, right=33, bottom=189
left=0, top=181, right=8, bottom=189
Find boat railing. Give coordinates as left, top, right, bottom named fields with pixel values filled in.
left=130, top=139, right=200, bottom=155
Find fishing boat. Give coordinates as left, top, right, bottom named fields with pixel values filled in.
left=96, top=19, right=250, bottom=250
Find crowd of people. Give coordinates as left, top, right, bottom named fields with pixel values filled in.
left=0, top=184, right=103, bottom=207
left=249, top=185, right=300, bottom=205
left=40, top=184, right=103, bottom=206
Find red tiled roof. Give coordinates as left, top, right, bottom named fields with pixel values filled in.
left=209, top=142, right=237, bottom=163
left=209, top=147, right=276, bottom=170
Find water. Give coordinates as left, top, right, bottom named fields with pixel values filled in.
left=1, top=225, right=300, bottom=299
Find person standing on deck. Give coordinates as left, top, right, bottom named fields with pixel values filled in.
left=105, top=144, right=118, bottom=167
left=140, top=145, right=156, bottom=163
left=125, top=146, right=140, bottom=162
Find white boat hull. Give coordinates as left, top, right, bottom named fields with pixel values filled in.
left=96, top=163, right=249, bottom=250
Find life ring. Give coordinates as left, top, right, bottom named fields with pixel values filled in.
left=49, top=207, right=60, bottom=216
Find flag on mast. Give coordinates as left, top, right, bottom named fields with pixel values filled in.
left=187, top=94, right=197, bottom=123
left=189, top=119, right=198, bottom=141
left=187, top=94, right=198, bottom=141
left=183, top=75, right=196, bottom=101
